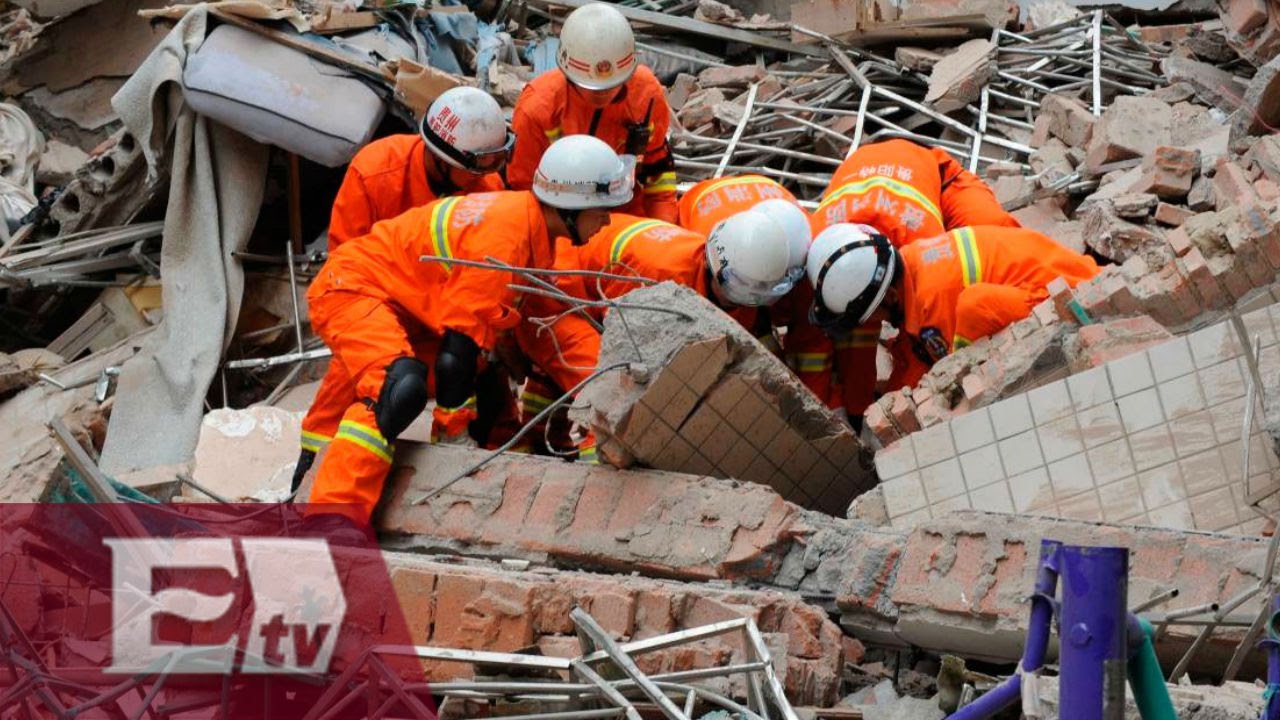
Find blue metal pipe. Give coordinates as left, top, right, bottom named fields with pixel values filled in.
left=1059, top=545, right=1129, bottom=720
left=1262, top=592, right=1280, bottom=720
left=946, top=540, right=1062, bottom=720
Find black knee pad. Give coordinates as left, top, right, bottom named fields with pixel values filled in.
left=374, top=357, right=429, bottom=440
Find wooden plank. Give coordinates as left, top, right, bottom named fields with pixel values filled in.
left=530, top=0, right=825, bottom=57
left=207, top=8, right=389, bottom=82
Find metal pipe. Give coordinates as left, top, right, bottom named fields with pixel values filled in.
left=1058, top=545, right=1129, bottom=720
left=1167, top=582, right=1263, bottom=681
left=715, top=83, right=759, bottom=178
left=224, top=347, right=331, bottom=370
left=1131, top=587, right=1179, bottom=613
left=571, top=608, right=689, bottom=719
left=1091, top=10, right=1103, bottom=116
left=286, top=240, right=305, bottom=355
left=948, top=539, right=1061, bottom=720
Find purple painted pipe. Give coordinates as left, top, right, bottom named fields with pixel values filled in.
left=1059, top=545, right=1129, bottom=720
left=1262, top=592, right=1280, bottom=720
left=946, top=540, right=1062, bottom=720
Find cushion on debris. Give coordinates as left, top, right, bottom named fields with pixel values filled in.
left=182, top=25, right=386, bottom=167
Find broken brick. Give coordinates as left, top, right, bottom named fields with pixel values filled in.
left=925, top=39, right=997, bottom=114
left=1225, top=0, right=1269, bottom=35
left=1178, top=247, right=1228, bottom=310
left=697, top=64, right=766, bottom=89
left=1084, top=96, right=1174, bottom=173
left=1213, top=159, right=1260, bottom=211
left=889, top=391, right=922, bottom=435
left=1134, top=146, right=1199, bottom=200
left=1039, top=92, right=1096, bottom=148
left=1155, top=202, right=1195, bottom=227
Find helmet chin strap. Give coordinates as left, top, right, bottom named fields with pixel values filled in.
left=558, top=208, right=585, bottom=245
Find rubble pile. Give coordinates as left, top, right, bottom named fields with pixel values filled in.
left=5, top=0, right=1280, bottom=714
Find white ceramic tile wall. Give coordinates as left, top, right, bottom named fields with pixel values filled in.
left=874, top=300, right=1280, bottom=536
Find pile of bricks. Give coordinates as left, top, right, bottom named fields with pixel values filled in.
left=360, top=445, right=1277, bottom=682
left=867, top=187, right=1280, bottom=448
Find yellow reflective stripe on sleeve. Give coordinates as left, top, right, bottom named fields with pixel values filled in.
left=300, top=430, right=332, bottom=453
left=439, top=395, right=477, bottom=413
left=643, top=172, right=678, bottom=193
left=521, top=391, right=554, bottom=413
left=953, top=227, right=983, bottom=287
left=609, top=219, right=666, bottom=265
left=689, top=175, right=767, bottom=209
left=953, top=334, right=972, bottom=349
left=429, top=197, right=461, bottom=271
left=544, top=127, right=562, bottom=140
left=818, top=176, right=944, bottom=226
left=335, top=420, right=393, bottom=464
left=834, top=329, right=880, bottom=350
left=790, top=353, right=831, bottom=373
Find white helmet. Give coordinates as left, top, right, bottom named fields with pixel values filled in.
left=421, top=87, right=514, bottom=174
left=533, top=134, right=634, bottom=210
left=806, top=223, right=898, bottom=331
left=705, top=210, right=794, bottom=307
left=557, top=3, right=637, bottom=91
left=752, top=198, right=811, bottom=280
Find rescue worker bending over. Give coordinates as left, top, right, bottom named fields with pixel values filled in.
left=520, top=205, right=805, bottom=424
left=806, top=224, right=1100, bottom=419
left=508, top=3, right=677, bottom=222
left=294, top=88, right=514, bottom=490
left=813, top=138, right=1020, bottom=245
left=812, top=139, right=1023, bottom=422
left=303, top=135, right=633, bottom=527
left=675, top=173, right=840, bottom=400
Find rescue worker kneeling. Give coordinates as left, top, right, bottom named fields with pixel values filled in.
left=302, top=135, right=633, bottom=527
left=296, top=87, right=512, bottom=489
left=806, top=224, right=1100, bottom=418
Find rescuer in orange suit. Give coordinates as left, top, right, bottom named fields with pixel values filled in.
left=518, top=205, right=807, bottom=445
left=301, top=135, right=634, bottom=527
left=507, top=3, right=677, bottom=223
left=515, top=173, right=817, bottom=455
left=812, top=139, right=1022, bottom=423
left=805, top=223, right=1100, bottom=420
left=814, top=138, right=1020, bottom=245
left=676, top=174, right=836, bottom=403
left=292, top=88, right=516, bottom=492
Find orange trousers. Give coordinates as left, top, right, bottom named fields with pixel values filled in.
left=306, top=291, right=430, bottom=524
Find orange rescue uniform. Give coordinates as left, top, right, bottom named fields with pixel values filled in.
left=814, top=139, right=1019, bottom=244
left=519, top=216, right=707, bottom=396
left=834, top=226, right=1100, bottom=415
left=676, top=175, right=833, bottom=399
left=509, top=67, right=677, bottom=222
left=306, top=191, right=552, bottom=523
left=301, top=134, right=505, bottom=457
left=815, top=139, right=1021, bottom=417
left=327, top=134, right=505, bottom=249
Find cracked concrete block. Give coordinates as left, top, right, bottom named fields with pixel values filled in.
left=48, top=130, right=161, bottom=235
left=1084, top=96, right=1173, bottom=174
left=1038, top=92, right=1095, bottom=148
left=924, top=39, right=996, bottom=114
left=1161, top=55, right=1250, bottom=110
left=1079, top=200, right=1172, bottom=267
left=1231, top=55, right=1280, bottom=149
left=189, top=406, right=299, bottom=502
left=571, top=282, right=872, bottom=515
